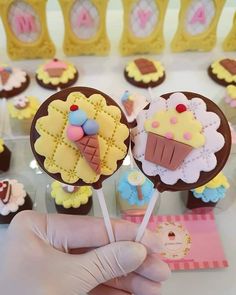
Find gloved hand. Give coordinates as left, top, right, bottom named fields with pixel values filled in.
left=0, top=211, right=170, bottom=295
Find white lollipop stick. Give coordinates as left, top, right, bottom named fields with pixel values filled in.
left=0, top=98, right=12, bottom=138
left=148, top=87, right=154, bottom=103
left=135, top=189, right=160, bottom=242
left=129, top=144, right=134, bottom=169
left=57, top=87, right=61, bottom=92
left=96, top=188, right=115, bottom=243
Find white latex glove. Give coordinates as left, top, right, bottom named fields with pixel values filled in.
left=0, top=211, right=170, bottom=295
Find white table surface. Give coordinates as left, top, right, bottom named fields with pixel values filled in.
left=0, top=6, right=236, bottom=295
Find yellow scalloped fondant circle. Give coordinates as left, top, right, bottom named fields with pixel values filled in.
left=125, top=59, right=164, bottom=83
left=211, top=60, right=236, bottom=83
left=51, top=181, right=92, bottom=209
left=226, top=85, right=236, bottom=99
left=194, top=172, right=230, bottom=194
left=8, top=96, right=40, bottom=120
left=0, top=138, right=4, bottom=153
left=36, top=61, right=77, bottom=86
left=144, top=109, right=205, bottom=148
left=34, top=91, right=129, bottom=184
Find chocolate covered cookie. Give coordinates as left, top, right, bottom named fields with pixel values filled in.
left=208, top=58, right=236, bottom=87
left=36, top=58, right=78, bottom=90
left=124, top=58, right=165, bottom=88
left=0, top=65, right=30, bottom=98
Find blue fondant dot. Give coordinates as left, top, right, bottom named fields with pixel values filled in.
left=83, top=119, right=99, bottom=135
left=69, top=110, right=87, bottom=126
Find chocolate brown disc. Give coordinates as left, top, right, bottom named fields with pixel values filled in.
left=132, top=91, right=231, bottom=192
left=30, top=87, right=130, bottom=189
left=35, top=70, right=79, bottom=90
left=124, top=70, right=166, bottom=89
left=0, top=74, right=30, bottom=99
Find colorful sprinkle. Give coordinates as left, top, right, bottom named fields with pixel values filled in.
left=176, top=104, right=187, bottom=113
left=183, top=132, right=192, bottom=141
left=67, top=125, right=84, bottom=141
left=165, top=132, right=174, bottom=140
left=151, top=121, right=159, bottom=128
left=170, top=117, right=178, bottom=124
left=70, top=104, right=79, bottom=111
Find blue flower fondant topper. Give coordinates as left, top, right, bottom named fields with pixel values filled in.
left=118, top=169, right=154, bottom=206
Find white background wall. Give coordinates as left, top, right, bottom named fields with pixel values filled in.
left=47, top=0, right=236, bottom=11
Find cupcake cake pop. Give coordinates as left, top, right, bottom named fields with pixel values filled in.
left=0, top=64, right=30, bottom=98
left=0, top=139, right=11, bottom=172
left=51, top=181, right=93, bottom=215
left=187, top=172, right=230, bottom=210
left=132, top=91, right=231, bottom=241
left=0, top=179, right=33, bottom=224
left=36, top=58, right=78, bottom=90
left=30, top=87, right=130, bottom=242
left=117, top=169, right=154, bottom=215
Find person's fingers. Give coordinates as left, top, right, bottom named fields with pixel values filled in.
left=89, top=285, right=130, bottom=295
left=135, top=254, right=171, bottom=282
left=47, top=214, right=161, bottom=253
left=63, top=241, right=147, bottom=293
left=106, top=273, right=161, bottom=295
left=16, top=211, right=162, bottom=253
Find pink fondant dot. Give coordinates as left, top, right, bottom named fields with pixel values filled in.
left=152, top=121, right=159, bottom=128
left=67, top=125, right=84, bottom=141
left=170, top=117, right=178, bottom=124
left=183, top=132, right=192, bottom=141
left=165, top=132, right=174, bottom=140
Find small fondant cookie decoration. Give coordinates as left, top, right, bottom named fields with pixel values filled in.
left=171, top=0, right=225, bottom=52
left=208, top=58, right=236, bottom=87
left=225, top=85, right=236, bottom=108
left=0, top=139, right=11, bottom=172
left=51, top=181, right=92, bottom=215
left=35, top=58, right=78, bottom=90
left=186, top=172, right=229, bottom=210
left=121, top=91, right=134, bottom=116
left=124, top=58, right=165, bottom=88
left=0, top=179, right=33, bottom=224
left=30, top=87, right=130, bottom=186
left=117, top=169, right=154, bottom=215
left=132, top=91, right=231, bottom=191
left=67, top=104, right=101, bottom=174
left=8, top=95, right=40, bottom=120
left=0, top=65, right=30, bottom=98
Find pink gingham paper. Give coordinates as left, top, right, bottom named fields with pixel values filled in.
left=123, top=211, right=228, bottom=271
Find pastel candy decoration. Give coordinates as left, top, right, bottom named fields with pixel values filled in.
left=121, top=90, right=134, bottom=116
left=144, top=103, right=205, bottom=170
left=121, top=90, right=130, bottom=102
left=67, top=125, right=84, bottom=141
left=83, top=119, right=99, bottom=135
left=69, top=109, right=87, bottom=126
left=67, top=104, right=101, bottom=174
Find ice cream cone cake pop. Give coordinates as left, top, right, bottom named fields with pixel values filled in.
left=30, top=87, right=130, bottom=242
left=132, top=91, right=231, bottom=241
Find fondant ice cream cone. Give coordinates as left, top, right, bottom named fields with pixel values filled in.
left=123, top=99, right=134, bottom=116
left=67, top=104, right=101, bottom=175
left=0, top=67, right=12, bottom=85
left=76, top=135, right=101, bottom=174
left=144, top=103, right=205, bottom=171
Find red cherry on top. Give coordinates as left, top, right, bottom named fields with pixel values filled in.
left=70, top=104, right=79, bottom=111
left=176, top=104, right=187, bottom=113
